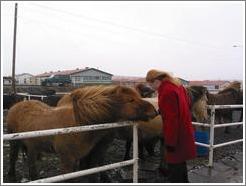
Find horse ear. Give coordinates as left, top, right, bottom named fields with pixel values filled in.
left=70, top=90, right=81, bottom=102
left=111, top=85, right=123, bottom=95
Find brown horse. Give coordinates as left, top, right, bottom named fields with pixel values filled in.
left=134, top=83, right=156, bottom=98
left=207, top=82, right=243, bottom=133
left=7, top=85, right=158, bottom=181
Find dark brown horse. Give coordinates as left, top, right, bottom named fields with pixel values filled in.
left=7, top=85, right=158, bottom=182
left=135, top=83, right=155, bottom=98
left=207, top=82, right=243, bottom=133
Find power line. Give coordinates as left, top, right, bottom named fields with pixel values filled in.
left=29, top=2, right=227, bottom=50
left=17, top=16, right=131, bottom=47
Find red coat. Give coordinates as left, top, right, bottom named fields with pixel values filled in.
left=158, top=80, right=196, bottom=163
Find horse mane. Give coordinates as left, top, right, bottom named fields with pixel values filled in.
left=185, top=86, right=208, bottom=122
left=70, top=85, right=120, bottom=125
left=186, top=86, right=208, bottom=103
left=218, top=81, right=241, bottom=94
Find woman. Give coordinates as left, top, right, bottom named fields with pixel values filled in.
left=146, top=69, right=196, bottom=183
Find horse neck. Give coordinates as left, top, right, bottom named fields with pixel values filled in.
left=207, top=92, right=237, bottom=105
left=53, top=106, right=78, bottom=127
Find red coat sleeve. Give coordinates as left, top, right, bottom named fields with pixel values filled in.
left=159, top=90, right=180, bottom=148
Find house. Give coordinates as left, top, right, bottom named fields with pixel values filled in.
left=15, top=73, right=33, bottom=85
left=3, top=76, right=13, bottom=85
left=112, top=76, right=146, bottom=87
left=35, top=67, right=113, bottom=86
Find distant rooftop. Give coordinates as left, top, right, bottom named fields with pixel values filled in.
left=35, top=68, right=84, bottom=77
left=35, top=67, right=113, bottom=77
left=189, top=80, right=230, bottom=86
left=112, top=76, right=145, bottom=82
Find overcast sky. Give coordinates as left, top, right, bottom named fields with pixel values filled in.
left=1, top=1, right=244, bottom=80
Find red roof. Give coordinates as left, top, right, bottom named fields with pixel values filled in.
left=189, top=80, right=230, bottom=86
left=112, top=76, right=145, bottom=82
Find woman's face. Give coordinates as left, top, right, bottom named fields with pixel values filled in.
left=149, top=79, right=161, bottom=90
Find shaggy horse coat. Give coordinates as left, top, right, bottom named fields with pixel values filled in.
left=7, top=85, right=157, bottom=181
left=206, top=82, right=243, bottom=133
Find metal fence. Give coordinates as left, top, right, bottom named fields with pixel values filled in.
left=3, top=122, right=139, bottom=183
left=16, top=92, right=47, bottom=101
left=192, top=104, right=243, bottom=167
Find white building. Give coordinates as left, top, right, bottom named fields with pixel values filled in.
left=3, top=76, right=13, bottom=85
left=35, top=67, right=113, bottom=86
left=15, top=73, right=33, bottom=85
left=70, top=68, right=112, bottom=86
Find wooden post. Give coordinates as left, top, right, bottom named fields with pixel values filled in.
left=12, top=3, right=18, bottom=94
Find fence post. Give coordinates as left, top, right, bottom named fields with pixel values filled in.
left=133, top=124, right=138, bottom=183
left=208, top=105, right=215, bottom=167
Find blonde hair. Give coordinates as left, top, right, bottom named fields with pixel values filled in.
left=146, top=69, right=181, bottom=86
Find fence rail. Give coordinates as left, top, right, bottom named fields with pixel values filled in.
left=192, top=104, right=243, bottom=167
left=3, top=122, right=139, bottom=183
left=3, top=122, right=132, bottom=141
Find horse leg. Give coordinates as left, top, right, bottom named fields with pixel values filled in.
left=123, top=139, right=132, bottom=160
left=237, top=109, right=243, bottom=129
left=138, top=142, right=145, bottom=160
left=8, top=140, right=20, bottom=182
left=138, top=130, right=145, bottom=160
left=144, top=137, right=159, bottom=156
left=85, top=135, right=113, bottom=183
left=224, top=113, right=232, bottom=134
left=159, top=137, right=168, bottom=176
left=26, top=148, right=38, bottom=180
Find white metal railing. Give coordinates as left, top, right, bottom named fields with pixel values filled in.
left=192, top=104, right=243, bottom=167
left=3, top=122, right=139, bottom=183
left=16, top=93, right=47, bottom=101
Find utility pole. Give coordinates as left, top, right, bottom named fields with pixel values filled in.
left=12, top=3, right=18, bottom=94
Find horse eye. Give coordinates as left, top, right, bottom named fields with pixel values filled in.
left=129, top=99, right=135, bottom=102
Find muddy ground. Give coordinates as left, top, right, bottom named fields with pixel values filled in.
left=2, top=108, right=243, bottom=183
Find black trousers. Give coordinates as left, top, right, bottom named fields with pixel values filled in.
left=167, top=162, right=189, bottom=183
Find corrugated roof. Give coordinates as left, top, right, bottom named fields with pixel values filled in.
left=35, top=68, right=86, bottom=77
left=35, top=68, right=113, bottom=77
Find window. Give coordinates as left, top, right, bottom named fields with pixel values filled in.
left=102, top=76, right=110, bottom=80
left=83, top=76, right=100, bottom=81
left=75, top=76, right=80, bottom=82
